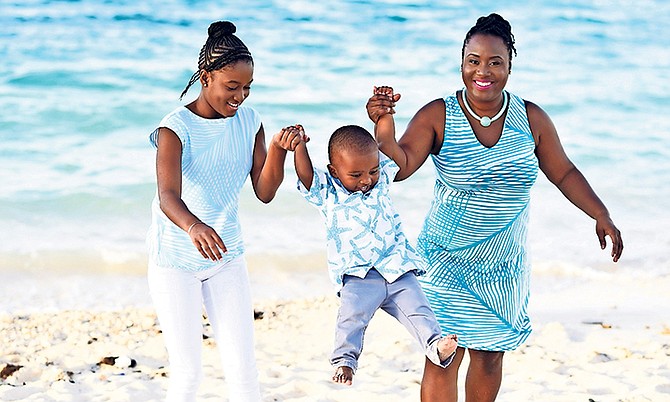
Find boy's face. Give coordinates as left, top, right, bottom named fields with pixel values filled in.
left=328, top=148, right=380, bottom=194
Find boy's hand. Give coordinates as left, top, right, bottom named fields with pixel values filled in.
left=295, top=124, right=310, bottom=145
left=367, top=86, right=401, bottom=123
left=274, top=124, right=309, bottom=151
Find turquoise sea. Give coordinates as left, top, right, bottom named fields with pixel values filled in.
left=1, top=0, right=669, bottom=306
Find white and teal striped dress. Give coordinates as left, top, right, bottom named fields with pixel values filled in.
left=417, top=91, right=538, bottom=351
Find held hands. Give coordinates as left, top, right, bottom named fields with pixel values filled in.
left=273, top=124, right=309, bottom=151
left=187, top=222, right=227, bottom=260
left=366, top=86, right=401, bottom=124
left=595, top=216, right=623, bottom=262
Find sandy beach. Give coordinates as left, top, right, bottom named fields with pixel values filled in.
left=1, top=270, right=668, bottom=402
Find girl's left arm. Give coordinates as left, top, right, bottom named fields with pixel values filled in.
left=250, top=124, right=302, bottom=203
left=528, top=101, right=623, bottom=262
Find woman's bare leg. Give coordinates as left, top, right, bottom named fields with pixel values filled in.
left=464, top=349, right=504, bottom=402
left=420, top=346, right=466, bottom=402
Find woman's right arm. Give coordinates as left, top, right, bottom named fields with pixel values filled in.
left=367, top=91, right=444, bottom=181
left=155, top=128, right=226, bottom=259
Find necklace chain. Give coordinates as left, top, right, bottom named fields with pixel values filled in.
left=461, top=88, right=508, bottom=127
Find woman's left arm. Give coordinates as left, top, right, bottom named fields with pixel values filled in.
left=250, top=124, right=302, bottom=203
left=528, top=101, right=623, bottom=262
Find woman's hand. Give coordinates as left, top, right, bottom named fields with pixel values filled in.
left=188, top=222, right=227, bottom=260
left=366, top=86, right=401, bottom=124
left=595, top=216, right=623, bottom=262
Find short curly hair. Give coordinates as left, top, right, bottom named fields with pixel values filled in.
left=328, top=125, right=377, bottom=164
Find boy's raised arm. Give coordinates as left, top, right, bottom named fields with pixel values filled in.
left=368, top=86, right=407, bottom=170
left=293, top=125, right=314, bottom=190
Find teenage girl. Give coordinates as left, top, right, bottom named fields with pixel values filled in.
left=147, top=21, right=302, bottom=401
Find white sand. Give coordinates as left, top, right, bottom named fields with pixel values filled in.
left=0, top=271, right=668, bottom=401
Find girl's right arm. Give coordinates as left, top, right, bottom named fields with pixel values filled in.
left=155, top=127, right=226, bottom=260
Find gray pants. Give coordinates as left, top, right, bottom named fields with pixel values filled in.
left=330, top=269, right=453, bottom=372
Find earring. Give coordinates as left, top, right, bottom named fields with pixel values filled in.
left=203, top=83, right=208, bottom=87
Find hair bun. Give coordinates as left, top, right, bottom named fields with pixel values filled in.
left=208, top=21, right=236, bottom=38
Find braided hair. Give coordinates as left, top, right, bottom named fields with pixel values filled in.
left=179, top=21, right=253, bottom=100
left=328, top=125, right=377, bottom=163
left=462, top=13, right=516, bottom=72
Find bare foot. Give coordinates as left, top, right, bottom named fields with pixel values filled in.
left=437, top=334, right=458, bottom=363
left=332, top=366, right=354, bottom=386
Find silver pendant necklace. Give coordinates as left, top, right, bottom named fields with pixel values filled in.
left=461, top=88, right=508, bottom=127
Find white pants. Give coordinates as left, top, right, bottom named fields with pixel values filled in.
left=148, top=256, right=261, bottom=402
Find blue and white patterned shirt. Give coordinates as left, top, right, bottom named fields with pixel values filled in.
left=298, top=153, right=426, bottom=291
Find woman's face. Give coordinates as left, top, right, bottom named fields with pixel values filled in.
left=201, top=60, right=254, bottom=118
left=461, top=34, right=510, bottom=102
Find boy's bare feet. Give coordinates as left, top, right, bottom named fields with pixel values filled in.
left=332, top=366, right=354, bottom=386
left=437, top=334, right=458, bottom=363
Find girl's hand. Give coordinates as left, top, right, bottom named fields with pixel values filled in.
left=188, top=222, right=227, bottom=260
left=273, top=125, right=308, bottom=151
left=366, top=86, right=401, bottom=123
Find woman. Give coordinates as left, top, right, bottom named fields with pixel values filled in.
left=366, top=13, right=623, bottom=402
left=147, top=21, right=302, bottom=401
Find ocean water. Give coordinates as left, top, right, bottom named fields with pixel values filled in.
left=1, top=0, right=669, bottom=291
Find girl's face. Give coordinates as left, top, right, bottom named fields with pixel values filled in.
left=328, top=148, right=380, bottom=194
left=200, top=60, right=254, bottom=118
left=461, top=33, right=510, bottom=103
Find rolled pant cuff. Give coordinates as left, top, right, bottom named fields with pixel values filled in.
left=330, top=358, right=357, bottom=373
left=426, top=339, right=456, bottom=368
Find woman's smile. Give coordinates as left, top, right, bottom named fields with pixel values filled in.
left=474, top=80, right=493, bottom=90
